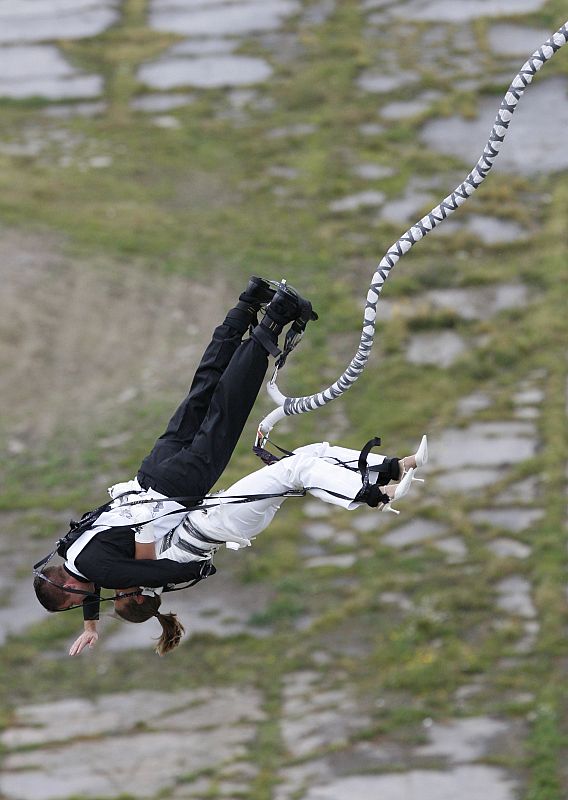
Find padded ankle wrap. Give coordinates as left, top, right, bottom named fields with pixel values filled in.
left=354, top=482, right=390, bottom=508
left=373, top=456, right=401, bottom=486
left=251, top=323, right=281, bottom=356
left=224, top=306, right=255, bottom=334
left=238, top=293, right=262, bottom=311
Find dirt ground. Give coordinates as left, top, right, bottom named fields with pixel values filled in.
left=0, top=225, right=231, bottom=449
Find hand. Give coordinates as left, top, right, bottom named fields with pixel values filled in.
left=69, top=629, right=99, bottom=656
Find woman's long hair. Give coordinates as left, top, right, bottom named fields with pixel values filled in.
left=114, top=594, right=185, bottom=656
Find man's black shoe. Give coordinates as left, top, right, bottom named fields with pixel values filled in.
left=251, top=281, right=317, bottom=357
left=239, top=276, right=276, bottom=309
left=265, top=283, right=318, bottom=327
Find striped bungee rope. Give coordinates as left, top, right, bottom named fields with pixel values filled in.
left=256, top=21, right=568, bottom=444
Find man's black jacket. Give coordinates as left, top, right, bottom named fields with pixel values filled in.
left=70, top=526, right=213, bottom=620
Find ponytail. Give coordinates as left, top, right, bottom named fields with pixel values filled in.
left=154, top=611, right=185, bottom=656
left=114, top=594, right=185, bottom=655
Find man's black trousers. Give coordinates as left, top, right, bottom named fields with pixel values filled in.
left=137, top=308, right=268, bottom=501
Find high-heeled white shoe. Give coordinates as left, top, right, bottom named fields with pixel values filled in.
left=400, top=434, right=428, bottom=485
left=381, top=467, right=415, bottom=515
left=414, top=434, right=428, bottom=469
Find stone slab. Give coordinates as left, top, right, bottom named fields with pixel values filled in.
left=421, top=77, right=568, bottom=176
left=139, top=55, right=272, bottom=89
left=406, top=330, right=468, bottom=367
left=303, top=766, right=518, bottom=800
left=149, top=0, right=301, bottom=37
left=382, top=518, right=448, bottom=548
left=397, top=0, right=546, bottom=23
left=429, top=422, right=537, bottom=469
left=0, top=3, right=119, bottom=45
left=1, top=688, right=263, bottom=800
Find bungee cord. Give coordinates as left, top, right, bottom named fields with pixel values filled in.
left=257, top=20, right=568, bottom=444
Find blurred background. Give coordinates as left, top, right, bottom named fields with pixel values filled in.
left=0, top=1, right=567, bottom=799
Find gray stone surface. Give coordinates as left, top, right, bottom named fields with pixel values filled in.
left=495, top=476, right=539, bottom=503
left=329, top=190, right=385, bottom=212
left=465, top=215, right=528, bottom=244
left=379, top=190, right=433, bottom=225
left=267, top=122, right=317, bottom=138
left=514, top=387, right=544, bottom=406
left=351, top=510, right=392, bottom=532
left=302, top=766, right=517, bottom=800
left=268, top=165, right=300, bottom=179
left=489, top=24, right=554, bottom=56
left=421, top=78, right=568, bottom=176
left=281, top=674, right=369, bottom=758
left=303, top=500, right=332, bottom=518
left=43, top=101, right=107, bottom=118
left=149, top=0, right=301, bottom=36
left=380, top=93, right=441, bottom=120
left=170, top=37, right=238, bottom=56
left=426, top=283, right=529, bottom=321
left=357, top=70, right=418, bottom=93
left=304, top=521, right=336, bottom=541
left=306, top=554, right=356, bottom=569
left=487, top=538, right=532, bottom=559
left=130, top=93, right=195, bottom=111
left=2, top=691, right=192, bottom=748
left=434, top=536, right=468, bottom=561
left=514, top=406, right=540, bottom=420
left=377, top=283, right=529, bottom=323
left=415, top=716, right=511, bottom=762
left=398, top=0, right=546, bottom=23
left=152, top=114, right=181, bottom=129
left=406, top=330, right=468, bottom=367
left=429, top=421, right=537, bottom=469
left=515, top=620, right=539, bottom=653
left=379, top=591, right=414, bottom=611
left=1, top=688, right=263, bottom=800
left=0, top=574, right=47, bottom=647
left=434, top=467, right=502, bottom=492
left=141, top=0, right=302, bottom=91
left=457, top=392, right=492, bottom=415
left=361, top=0, right=394, bottom=10
left=352, top=163, right=396, bottom=180
left=139, top=55, right=273, bottom=89
left=302, top=0, right=336, bottom=25
left=471, top=507, right=544, bottom=532
left=359, top=122, right=385, bottom=136
left=0, top=45, right=102, bottom=99
left=382, top=518, right=448, bottom=548
left=496, top=575, right=536, bottom=618
left=0, top=1, right=119, bottom=45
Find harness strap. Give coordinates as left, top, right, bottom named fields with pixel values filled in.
left=36, top=438, right=389, bottom=570
left=162, top=561, right=216, bottom=593
left=253, top=439, right=295, bottom=465
left=358, top=436, right=382, bottom=480
left=33, top=549, right=58, bottom=571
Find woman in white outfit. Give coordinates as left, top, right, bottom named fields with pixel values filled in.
left=111, top=437, right=427, bottom=655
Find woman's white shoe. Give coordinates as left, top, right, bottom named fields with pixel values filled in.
left=381, top=467, right=415, bottom=514
left=414, top=434, right=428, bottom=468
left=401, top=435, right=428, bottom=485
left=394, top=466, right=415, bottom=500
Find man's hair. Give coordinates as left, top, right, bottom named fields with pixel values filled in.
left=33, top=565, right=71, bottom=612
left=114, top=594, right=185, bottom=656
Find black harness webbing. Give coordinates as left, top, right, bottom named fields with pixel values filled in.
left=34, top=436, right=385, bottom=571
left=33, top=489, right=309, bottom=571
left=358, top=436, right=382, bottom=479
